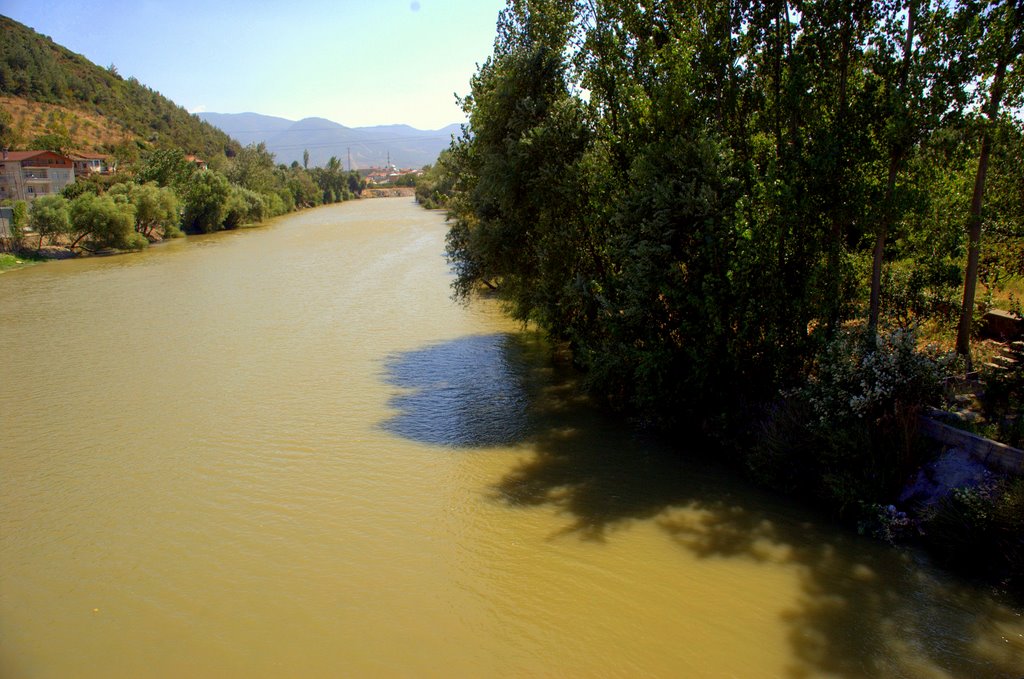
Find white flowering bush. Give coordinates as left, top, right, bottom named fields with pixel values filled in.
left=751, top=327, right=953, bottom=515
left=801, top=327, right=951, bottom=428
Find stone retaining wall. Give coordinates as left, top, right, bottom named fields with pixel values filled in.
left=919, top=413, right=1024, bottom=476
left=980, top=309, right=1023, bottom=341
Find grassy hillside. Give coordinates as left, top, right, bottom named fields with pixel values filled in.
left=0, top=15, right=238, bottom=159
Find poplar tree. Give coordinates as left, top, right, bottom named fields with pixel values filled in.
left=954, top=0, right=1023, bottom=366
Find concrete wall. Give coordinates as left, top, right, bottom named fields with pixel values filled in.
left=919, top=413, right=1024, bottom=476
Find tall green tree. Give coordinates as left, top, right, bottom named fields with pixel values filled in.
left=446, top=0, right=592, bottom=322
left=443, top=0, right=1024, bottom=433
left=108, top=182, right=182, bottom=238
left=867, top=0, right=924, bottom=333
left=181, top=170, right=230, bottom=234
left=28, top=194, right=70, bottom=250
left=227, top=143, right=278, bottom=195
left=222, top=185, right=268, bottom=229
left=137, top=148, right=196, bottom=190
left=955, top=0, right=1024, bottom=365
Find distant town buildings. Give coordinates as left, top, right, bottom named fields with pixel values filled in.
left=364, top=164, right=420, bottom=185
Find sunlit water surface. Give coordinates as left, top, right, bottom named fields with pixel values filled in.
left=1, top=199, right=1021, bottom=678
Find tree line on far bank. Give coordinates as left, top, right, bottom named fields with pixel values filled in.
left=3, top=145, right=366, bottom=253
left=423, top=0, right=1023, bottom=588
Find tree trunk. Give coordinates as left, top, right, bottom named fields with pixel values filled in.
left=868, top=156, right=901, bottom=333
left=69, top=231, right=89, bottom=251
left=955, top=55, right=1008, bottom=368
left=955, top=129, right=994, bottom=368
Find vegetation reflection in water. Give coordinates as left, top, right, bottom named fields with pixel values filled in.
left=381, top=329, right=1024, bottom=677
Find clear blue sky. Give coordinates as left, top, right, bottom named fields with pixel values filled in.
left=2, top=0, right=507, bottom=130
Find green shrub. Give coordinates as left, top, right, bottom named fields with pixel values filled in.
left=11, top=200, right=28, bottom=230
left=923, top=477, right=1024, bottom=596
left=880, top=261, right=960, bottom=327
left=979, top=352, right=1024, bottom=448
left=857, top=502, right=918, bottom=543
left=29, top=194, right=70, bottom=247
left=62, top=179, right=100, bottom=200
left=222, top=186, right=267, bottom=229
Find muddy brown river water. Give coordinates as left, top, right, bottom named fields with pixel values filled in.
left=1, top=198, right=1021, bottom=678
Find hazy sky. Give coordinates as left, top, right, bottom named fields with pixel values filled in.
left=2, top=0, right=508, bottom=130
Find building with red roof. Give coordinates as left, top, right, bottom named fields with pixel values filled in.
left=0, top=150, right=77, bottom=201
left=69, top=151, right=113, bottom=177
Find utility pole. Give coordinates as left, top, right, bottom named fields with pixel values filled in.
left=347, top=147, right=352, bottom=172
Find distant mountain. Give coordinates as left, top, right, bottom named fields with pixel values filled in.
left=195, top=112, right=294, bottom=147
left=0, top=15, right=238, bottom=158
left=197, top=112, right=460, bottom=169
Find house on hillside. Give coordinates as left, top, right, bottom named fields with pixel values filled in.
left=69, top=152, right=113, bottom=177
left=0, top=150, right=76, bottom=201
left=185, top=155, right=207, bottom=171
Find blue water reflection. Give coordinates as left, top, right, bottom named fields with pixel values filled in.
left=380, top=334, right=532, bottom=447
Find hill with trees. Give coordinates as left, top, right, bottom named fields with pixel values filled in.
left=0, top=14, right=238, bottom=161
left=0, top=15, right=365, bottom=262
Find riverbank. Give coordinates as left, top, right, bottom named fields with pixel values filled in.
left=361, top=187, right=415, bottom=198
left=0, top=252, right=46, bottom=273
left=1, top=212, right=281, bottom=269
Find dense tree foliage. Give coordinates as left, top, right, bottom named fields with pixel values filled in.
left=121, top=144, right=362, bottom=236
left=68, top=193, right=143, bottom=251
left=11, top=146, right=361, bottom=256
left=309, top=156, right=364, bottom=203
left=437, top=2, right=1024, bottom=587
left=107, top=182, right=182, bottom=239
left=952, top=0, right=1024, bottom=363
left=414, top=151, right=460, bottom=208
left=443, top=0, right=1023, bottom=434
left=180, top=170, right=231, bottom=234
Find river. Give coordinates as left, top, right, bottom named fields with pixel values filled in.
left=0, top=198, right=1021, bottom=678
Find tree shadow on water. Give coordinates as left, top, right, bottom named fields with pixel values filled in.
left=379, top=333, right=537, bottom=447
left=658, top=497, right=1024, bottom=678
left=380, top=333, right=1024, bottom=678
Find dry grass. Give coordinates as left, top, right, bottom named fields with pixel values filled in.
left=983, top=278, right=1024, bottom=312
left=1, top=95, right=134, bottom=152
